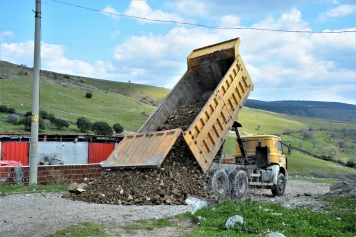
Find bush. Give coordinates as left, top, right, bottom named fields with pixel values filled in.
left=7, top=107, right=16, bottom=114
left=92, top=121, right=113, bottom=135
left=19, top=117, right=31, bottom=130
left=20, top=117, right=46, bottom=130
left=39, top=110, right=48, bottom=119
left=25, top=111, right=32, bottom=117
left=86, top=92, right=92, bottom=98
left=301, top=130, right=313, bottom=139
left=6, top=114, right=20, bottom=124
left=0, top=105, right=8, bottom=112
left=113, top=123, right=124, bottom=133
left=283, top=128, right=295, bottom=135
left=77, top=117, right=92, bottom=132
left=346, top=159, right=355, bottom=168
left=53, top=118, right=69, bottom=130
left=48, top=113, right=56, bottom=123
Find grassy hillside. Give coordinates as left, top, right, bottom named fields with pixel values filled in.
left=237, top=108, right=355, bottom=163
left=0, top=61, right=169, bottom=132
left=1, top=61, right=355, bottom=173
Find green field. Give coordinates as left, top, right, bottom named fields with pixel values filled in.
left=1, top=61, right=355, bottom=174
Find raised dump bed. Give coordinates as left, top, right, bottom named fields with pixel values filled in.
left=103, top=38, right=254, bottom=173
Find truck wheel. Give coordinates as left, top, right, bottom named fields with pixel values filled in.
left=211, top=169, right=229, bottom=199
left=271, top=173, right=286, bottom=196
left=231, top=170, right=248, bottom=198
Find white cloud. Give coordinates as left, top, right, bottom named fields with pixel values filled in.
left=318, top=4, right=356, bottom=21
left=219, top=15, right=240, bottom=27
left=102, top=6, right=120, bottom=20
left=124, top=1, right=183, bottom=23
left=0, top=31, right=14, bottom=42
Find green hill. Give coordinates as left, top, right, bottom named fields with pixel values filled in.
left=0, top=61, right=355, bottom=174
left=0, top=61, right=169, bottom=132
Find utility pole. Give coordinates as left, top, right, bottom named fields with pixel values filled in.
left=29, top=0, right=41, bottom=185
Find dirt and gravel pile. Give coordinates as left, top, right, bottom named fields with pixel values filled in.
left=67, top=100, right=216, bottom=205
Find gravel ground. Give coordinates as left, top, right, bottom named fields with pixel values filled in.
left=0, top=192, right=192, bottom=237
left=0, top=180, right=330, bottom=237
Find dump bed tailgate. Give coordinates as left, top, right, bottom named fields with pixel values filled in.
left=102, top=129, right=182, bottom=168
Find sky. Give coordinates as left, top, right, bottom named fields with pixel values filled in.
left=0, top=0, right=355, bottom=105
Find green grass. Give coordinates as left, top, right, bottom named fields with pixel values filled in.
left=0, top=184, right=67, bottom=196
left=0, top=61, right=165, bottom=132
left=238, top=108, right=356, bottom=163
left=53, top=222, right=111, bottom=237
left=187, top=199, right=355, bottom=237
left=119, top=218, right=174, bottom=232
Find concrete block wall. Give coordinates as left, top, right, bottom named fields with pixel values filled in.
left=0, top=164, right=105, bottom=185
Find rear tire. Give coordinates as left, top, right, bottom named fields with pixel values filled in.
left=230, top=170, right=248, bottom=198
left=211, top=169, right=229, bottom=198
left=271, top=173, right=286, bottom=196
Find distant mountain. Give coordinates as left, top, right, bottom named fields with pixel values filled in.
left=245, top=99, right=356, bottom=122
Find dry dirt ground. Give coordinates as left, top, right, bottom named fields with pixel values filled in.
left=0, top=180, right=331, bottom=237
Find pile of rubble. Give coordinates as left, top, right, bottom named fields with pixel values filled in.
left=65, top=100, right=216, bottom=205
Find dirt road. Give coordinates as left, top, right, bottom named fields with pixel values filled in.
left=0, top=180, right=330, bottom=237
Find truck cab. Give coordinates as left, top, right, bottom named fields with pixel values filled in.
left=234, top=135, right=289, bottom=196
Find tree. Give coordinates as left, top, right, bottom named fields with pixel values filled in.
left=53, top=118, right=69, bottom=130
left=336, top=139, right=347, bottom=149
left=92, top=121, right=113, bottom=135
left=20, top=117, right=31, bottom=130
left=86, top=92, right=92, bottom=98
left=7, top=107, right=16, bottom=114
left=77, top=117, right=92, bottom=132
left=39, top=110, right=48, bottom=119
left=311, top=139, right=316, bottom=148
left=48, top=113, right=56, bottom=123
left=113, top=123, right=124, bottom=133
left=19, top=117, right=45, bottom=130
left=283, top=128, right=295, bottom=135
left=0, top=105, right=8, bottom=112
left=6, top=114, right=20, bottom=124
left=301, top=130, right=313, bottom=139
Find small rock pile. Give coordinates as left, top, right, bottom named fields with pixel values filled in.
left=66, top=100, right=216, bottom=205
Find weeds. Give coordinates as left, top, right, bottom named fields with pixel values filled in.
left=187, top=199, right=355, bottom=237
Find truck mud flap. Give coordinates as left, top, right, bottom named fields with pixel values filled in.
left=102, top=128, right=182, bottom=169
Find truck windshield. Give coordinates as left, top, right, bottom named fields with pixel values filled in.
left=277, top=141, right=283, bottom=152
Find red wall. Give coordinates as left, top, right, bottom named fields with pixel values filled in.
left=88, top=143, right=114, bottom=163
left=1, top=142, right=29, bottom=165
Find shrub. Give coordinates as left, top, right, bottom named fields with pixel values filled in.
left=346, top=159, right=355, bottom=168
left=301, top=130, right=313, bottom=139
left=283, top=128, right=295, bottom=135
left=86, top=92, right=92, bottom=98
left=7, top=107, right=16, bottom=114
left=77, top=117, right=92, bottom=132
left=6, top=114, right=20, bottom=124
left=53, top=118, right=69, bottom=130
left=20, top=117, right=46, bottom=130
left=25, top=111, right=32, bottom=117
left=92, top=121, right=113, bottom=135
left=113, top=123, right=124, bottom=133
left=48, top=113, right=56, bottom=123
left=0, top=105, right=8, bottom=112
left=39, top=117, right=46, bottom=130
left=19, top=117, right=31, bottom=130
left=39, top=110, right=48, bottom=119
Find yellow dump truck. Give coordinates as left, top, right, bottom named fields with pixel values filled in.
left=103, top=37, right=289, bottom=198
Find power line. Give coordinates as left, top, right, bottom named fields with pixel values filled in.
left=51, top=0, right=356, bottom=34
